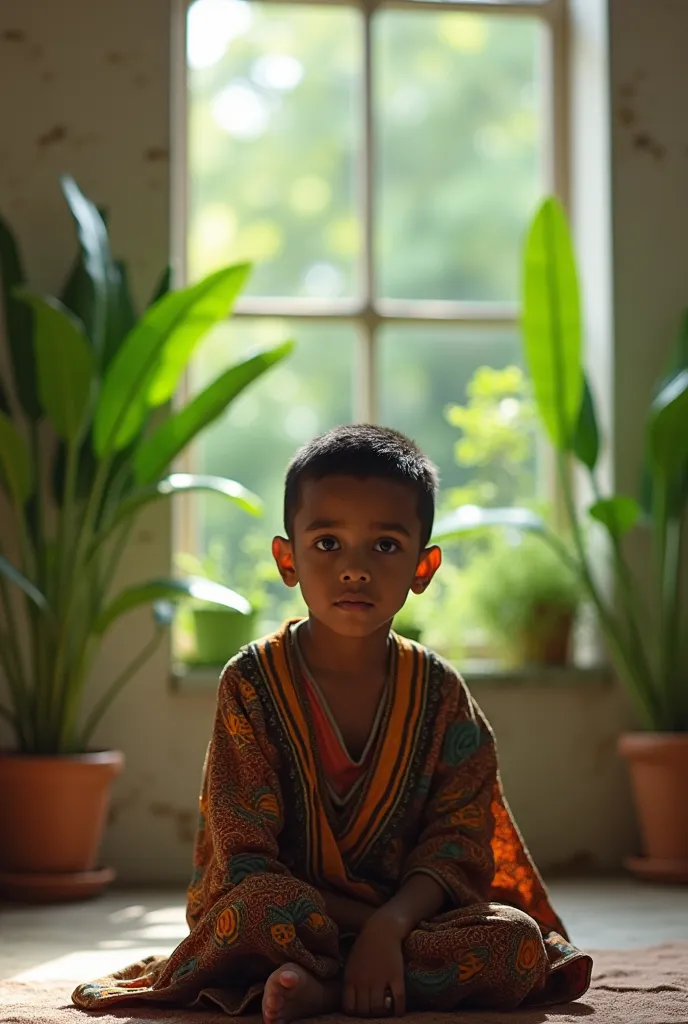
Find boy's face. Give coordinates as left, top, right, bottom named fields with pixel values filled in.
left=272, top=474, right=441, bottom=638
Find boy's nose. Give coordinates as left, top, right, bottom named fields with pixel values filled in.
left=339, top=567, right=371, bottom=584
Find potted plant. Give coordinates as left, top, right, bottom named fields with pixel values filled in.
left=435, top=198, right=688, bottom=882
left=176, top=543, right=256, bottom=666
left=466, top=533, right=580, bottom=668
left=0, top=176, right=292, bottom=901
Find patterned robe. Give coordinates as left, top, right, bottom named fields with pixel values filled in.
left=72, top=621, right=592, bottom=1014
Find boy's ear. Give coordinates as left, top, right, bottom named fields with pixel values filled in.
left=272, top=537, right=299, bottom=588
left=410, top=544, right=442, bottom=594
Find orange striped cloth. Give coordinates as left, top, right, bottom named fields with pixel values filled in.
left=300, top=671, right=371, bottom=798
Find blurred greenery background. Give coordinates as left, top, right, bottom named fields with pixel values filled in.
left=179, top=0, right=548, bottom=661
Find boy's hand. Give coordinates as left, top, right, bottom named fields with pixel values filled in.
left=343, top=912, right=406, bottom=1017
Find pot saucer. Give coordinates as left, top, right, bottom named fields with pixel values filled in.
left=0, top=865, right=115, bottom=903
left=624, top=856, right=688, bottom=884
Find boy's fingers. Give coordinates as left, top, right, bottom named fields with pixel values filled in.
left=392, top=983, right=406, bottom=1017
left=369, top=985, right=387, bottom=1016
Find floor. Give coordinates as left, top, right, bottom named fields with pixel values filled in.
left=1, top=879, right=687, bottom=984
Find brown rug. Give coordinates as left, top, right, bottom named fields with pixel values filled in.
left=1, top=944, right=686, bottom=1024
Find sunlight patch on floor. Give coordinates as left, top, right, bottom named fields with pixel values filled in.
left=10, top=948, right=173, bottom=983
left=4, top=881, right=688, bottom=984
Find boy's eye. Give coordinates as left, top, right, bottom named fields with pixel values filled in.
left=374, top=538, right=400, bottom=554
left=315, top=536, right=340, bottom=552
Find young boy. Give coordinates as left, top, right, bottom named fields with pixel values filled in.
left=73, top=425, right=592, bottom=1019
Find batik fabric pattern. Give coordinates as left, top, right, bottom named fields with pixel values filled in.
left=72, top=621, right=592, bottom=1014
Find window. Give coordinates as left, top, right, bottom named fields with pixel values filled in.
left=178, top=0, right=566, bottom=654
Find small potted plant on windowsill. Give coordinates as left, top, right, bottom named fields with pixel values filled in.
left=466, top=534, right=580, bottom=668
left=176, top=545, right=256, bottom=667
left=0, top=177, right=292, bottom=902
left=434, top=197, right=688, bottom=883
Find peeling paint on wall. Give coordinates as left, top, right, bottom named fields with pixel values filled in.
left=149, top=802, right=197, bottom=845
left=632, top=132, right=665, bottom=161
left=37, top=124, right=67, bottom=148
left=616, top=73, right=667, bottom=162
left=144, top=146, right=169, bottom=163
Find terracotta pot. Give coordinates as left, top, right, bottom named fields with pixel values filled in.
left=618, top=732, right=688, bottom=883
left=0, top=750, right=123, bottom=874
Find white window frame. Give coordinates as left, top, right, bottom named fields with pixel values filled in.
left=171, top=0, right=568, bottom=552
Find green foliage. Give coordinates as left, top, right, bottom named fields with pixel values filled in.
left=0, top=215, right=39, bottom=419
left=573, top=376, right=600, bottom=472
left=175, top=542, right=255, bottom=613
left=424, top=363, right=543, bottom=659
left=133, top=343, right=292, bottom=485
left=409, top=562, right=470, bottom=664
left=588, top=497, right=641, bottom=540
left=16, top=292, right=94, bottom=442
left=0, top=410, right=33, bottom=505
left=444, top=366, right=537, bottom=507
left=392, top=599, right=424, bottom=643
left=96, top=576, right=252, bottom=636
left=464, top=534, right=580, bottom=660
left=0, top=177, right=291, bottom=754
left=508, top=196, right=688, bottom=730
left=522, top=197, right=583, bottom=449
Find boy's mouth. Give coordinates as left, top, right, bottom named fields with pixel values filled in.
left=334, top=593, right=375, bottom=612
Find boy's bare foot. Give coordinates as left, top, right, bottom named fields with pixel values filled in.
left=262, top=963, right=339, bottom=1024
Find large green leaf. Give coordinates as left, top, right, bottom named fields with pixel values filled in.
left=95, top=575, right=252, bottom=635
left=100, top=473, right=262, bottom=545
left=648, top=368, right=688, bottom=478
left=16, top=291, right=94, bottom=441
left=103, top=259, right=137, bottom=369
left=573, top=375, right=600, bottom=472
left=148, top=266, right=172, bottom=307
left=639, top=314, right=688, bottom=516
left=0, top=215, right=39, bottom=420
left=659, top=309, right=688, bottom=382
left=61, top=255, right=135, bottom=375
left=432, top=505, right=547, bottom=542
left=146, top=263, right=250, bottom=406
left=0, top=410, right=33, bottom=503
left=522, top=197, right=583, bottom=450
left=93, top=265, right=252, bottom=457
left=0, top=553, right=48, bottom=610
left=60, top=176, right=112, bottom=357
left=52, top=434, right=96, bottom=506
left=588, top=496, right=641, bottom=539
left=60, top=252, right=94, bottom=340
left=133, top=341, right=293, bottom=486
left=0, top=376, right=10, bottom=416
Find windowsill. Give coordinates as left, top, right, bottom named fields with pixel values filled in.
left=171, top=660, right=613, bottom=694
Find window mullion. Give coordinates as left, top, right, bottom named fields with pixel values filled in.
left=358, top=0, right=377, bottom=421
left=361, top=4, right=375, bottom=308
left=356, top=315, right=377, bottom=423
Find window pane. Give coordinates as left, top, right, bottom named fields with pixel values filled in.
left=375, top=11, right=545, bottom=301
left=378, top=324, right=539, bottom=506
left=378, top=324, right=540, bottom=662
left=409, top=0, right=549, bottom=5
left=187, top=319, right=357, bottom=631
left=187, top=0, right=361, bottom=299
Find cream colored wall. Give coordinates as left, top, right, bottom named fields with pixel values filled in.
left=0, top=0, right=684, bottom=883
left=609, top=0, right=688, bottom=497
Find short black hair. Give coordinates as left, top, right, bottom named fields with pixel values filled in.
left=284, top=424, right=439, bottom=547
